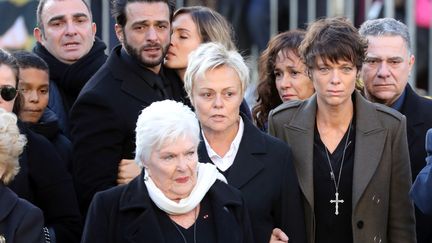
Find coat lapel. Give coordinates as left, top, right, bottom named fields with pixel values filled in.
left=283, top=96, right=317, bottom=210
left=109, top=46, right=164, bottom=104
left=197, top=115, right=265, bottom=189
left=401, top=85, right=424, bottom=148
left=119, top=173, right=165, bottom=243
left=226, top=117, right=265, bottom=189
left=352, top=93, right=387, bottom=207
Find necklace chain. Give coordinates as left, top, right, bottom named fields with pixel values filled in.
left=324, top=121, right=352, bottom=192
left=170, top=207, right=198, bottom=243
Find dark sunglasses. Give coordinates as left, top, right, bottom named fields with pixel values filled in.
left=0, top=85, right=17, bottom=101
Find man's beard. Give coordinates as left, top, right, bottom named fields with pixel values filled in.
left=123, top=35, right=168, bottom=68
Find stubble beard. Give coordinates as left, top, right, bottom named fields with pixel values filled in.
left=123, top=35, right=168, bottom=68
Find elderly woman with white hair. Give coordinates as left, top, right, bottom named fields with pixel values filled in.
left=184, top=42, right=306, bottom=243
left=0, top=108, right=45, bottom=243
left=81, top=100, right=254, bottom=243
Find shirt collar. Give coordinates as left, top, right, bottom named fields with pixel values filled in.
left=202, top=116, right=244, bottom=171
left=390, top=88, right=407, bottom=111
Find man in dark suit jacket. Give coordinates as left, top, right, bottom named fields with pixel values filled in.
left=360, top=17, right=432, bottom=243
left=70, top=0, right=183, bottom=216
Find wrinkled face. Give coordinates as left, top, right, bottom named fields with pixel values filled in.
left=116, top=1, right=171, bottom=73
left=361, top=35, right=414, bottom=106
left=311, top=57, right=357, bottom=108
left=145, top=136, right=198, bottom=201
left=0, top=65, right=17, bottom=112
left=274, top=49, right=314, bottom=102
left=34, top=0, right=96, bottom=64
left=191, top=65, right=243, bottom=137
left=165, top=13, right=202, bottom=73
left=18, top=68, right=49, bottom=123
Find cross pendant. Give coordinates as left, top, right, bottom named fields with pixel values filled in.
left=330, top=192, right=344, bottom=215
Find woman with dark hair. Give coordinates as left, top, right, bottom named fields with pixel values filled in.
left=269, top=17, right=416, bottom=242
left=253, top=30, right=314, bottom=131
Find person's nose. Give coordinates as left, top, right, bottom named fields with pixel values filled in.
left=213, top=94, right=224, bottom=108
left=176, top=156, right=189, bottom=171
left=280, top=75, right=292, bottom=90
left=28, top=90, right=39, bottom=103
left=146, top=27, right=158, bottom=42
left=377, top=62, right=391, bottom=79
left=330, top=70, right=342, bottom=85
left=64, top=21, right=78, bottom=36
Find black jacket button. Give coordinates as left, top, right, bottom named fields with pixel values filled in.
left=357, top=220, right=364, bottom=229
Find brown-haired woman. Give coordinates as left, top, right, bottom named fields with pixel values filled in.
left=253, top=30, right=314, bottom=131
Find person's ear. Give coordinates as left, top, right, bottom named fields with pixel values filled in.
left=33, top=27, right=44, bottom=44
left=115, top=24, right=124, bottom=43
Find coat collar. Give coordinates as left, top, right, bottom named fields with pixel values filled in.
left=0, top=184, right=19, bottom=221
left=400, top=84, right=427, bottom=148
left=283, top=91, right=387, bottom=209
left=198, top=113, right=265, bottom=189
left=106, top=45, right=165, bottom=104
left=117, top=171, right=244, bottom=243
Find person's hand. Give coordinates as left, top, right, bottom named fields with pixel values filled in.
left=117, top=159, right=141, bottom=185
left=269, top=228, right=289, bottom=243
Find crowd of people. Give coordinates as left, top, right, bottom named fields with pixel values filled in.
left=0, top=0, right=431, bottom=243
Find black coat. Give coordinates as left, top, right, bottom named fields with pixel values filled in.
left=0, top=183, right=44, bottom=243
left=9, top=122, right=82, bottom=243
left=27, top=108, right=72, bottom=172
left=81, top=171, right=254, bottom=243
left=400, top=85, right=432, bottom=243
left=70, top=45, right=184, bottom=216
left=198, top=114, right=307, bottom=243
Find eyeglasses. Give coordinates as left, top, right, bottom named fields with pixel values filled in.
left=0, top=85, right=17, bottom=101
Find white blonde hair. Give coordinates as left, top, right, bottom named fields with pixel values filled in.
left=0, top=108, right=26, bottom=184
left=134, top=100, right=200, bottom=166
left=184, top=42, right=250, bottom=99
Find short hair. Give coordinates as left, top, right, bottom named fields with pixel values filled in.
left=36, top=0, right=93, bottom=31
left=253, top=30, right=306, bottom=129
left=184, top=42, right=250, bottom=99
left=359, top=17, right=412, bottom=54
left=299, top=17, right=368, bottom=73
left=173, top=6, right=236, bottom=50
left=0, top=108, right=27, bottom=184
left=12, top=51, right=49, bottom=72
left=111, top=0, right=175, bottom=27
left=134, top=100, right=199, bottom=166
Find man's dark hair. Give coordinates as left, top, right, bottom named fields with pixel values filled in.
left=12, top=51, right=49, bottom=73
left=299, top=17, right=368, bottom=73
left=111, top=0, right=175, bottom=27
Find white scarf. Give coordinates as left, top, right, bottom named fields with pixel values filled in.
left=144, top=162, right=227, bottom=215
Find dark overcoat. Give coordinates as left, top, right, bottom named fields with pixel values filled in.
left=268, top=92, right=416, bottom=243
left=0, top=183, right=44, bottom=243
left=198, top=114, right=307, bottom=243
left=81, top=171, right=254, bottom=243
left=70, top=45, right=184, bottom=215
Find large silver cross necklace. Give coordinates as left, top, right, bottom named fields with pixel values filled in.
left=323, top=121, right=352, bottom=215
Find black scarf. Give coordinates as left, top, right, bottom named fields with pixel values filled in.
left=33, top=37, right=107, bottom=110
